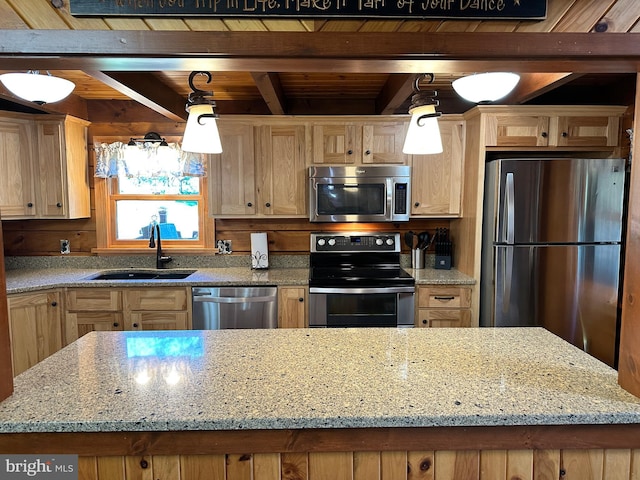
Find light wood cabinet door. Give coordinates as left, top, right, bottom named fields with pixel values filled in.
left=255, top=125, right=307, bottom=216
left=66, top=312, right=124, bottom=343
left=485, top=114, right=550, bottom=147
left=34, top=116, right=90, bottom=219
left=411, top=119, right=464, bottom=216
left=209, top=123, right=256, bottom=215
left=126, top=312, right=189, bottom=331
left=0, top=117, right=36, bottom=218
left=312, top=124, right=358, bottom=164
left=7, top=291, right=63, bottom=376
left=555, top=115, right=621, bottom=147
left=65, top=288, right=124, bottom=343
left=278, top=287, right=307, bottom=328
left=416, top=309, right=471, bottom=328
left=361, top=122, right=407, bottom=164
left=124, top=288, right=189, bottom=311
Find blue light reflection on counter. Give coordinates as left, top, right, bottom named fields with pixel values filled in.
left=124, top=331, right=204, bottom=387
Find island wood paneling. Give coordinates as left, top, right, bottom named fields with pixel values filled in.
left=0, top=221, right=13, bottom=401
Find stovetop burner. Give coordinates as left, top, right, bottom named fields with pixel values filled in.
left=309, top=232, right=415, bottom=288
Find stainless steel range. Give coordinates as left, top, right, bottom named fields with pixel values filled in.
left=308, top=232, right=415, bottom=328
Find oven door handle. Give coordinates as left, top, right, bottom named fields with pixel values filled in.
left=309, top=286, right=415, bottom=294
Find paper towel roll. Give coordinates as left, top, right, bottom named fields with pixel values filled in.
left=250, top=232, right=269, bottom=269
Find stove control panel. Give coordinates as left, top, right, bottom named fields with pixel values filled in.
left=311, top=232, right=400, bottom=252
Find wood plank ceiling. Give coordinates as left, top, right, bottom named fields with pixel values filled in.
left=0, top=0, right=638, bottom=120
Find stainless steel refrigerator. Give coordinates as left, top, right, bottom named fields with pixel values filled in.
left=480, top=157, right=626, bottom=367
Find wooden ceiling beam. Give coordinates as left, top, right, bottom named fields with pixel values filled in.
left=84, top=71, right=187, bottom=122
left=377, top=74, right=415, bottom=115
left=250, top=72, right=286, bottom=115
left=507, top=73, right=586, bottom=104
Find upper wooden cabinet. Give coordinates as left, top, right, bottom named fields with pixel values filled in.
left=482, top=106, right=626, bottom=148
left=410, top=117, right=465, bottom=217
left=0, top=112, right=90, bottom=220
left=311, top=120, right=408, bottom=165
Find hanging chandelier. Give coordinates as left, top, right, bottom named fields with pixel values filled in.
left=181, top=71, right=222, bottom=154
left=402, top=73, right=443, bottom=155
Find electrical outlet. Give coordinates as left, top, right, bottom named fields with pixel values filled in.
left=216, top=240, right=232, bottom=254
left=60, top=239, right=70, bottom=255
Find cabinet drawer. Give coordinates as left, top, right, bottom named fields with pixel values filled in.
left=417, top=287, right=471, bottom=308
left=66, top=288, right=122, bottom=311
left=125, top=288, right=188, bottom=311
left=416, top=309, right=471, bottom=328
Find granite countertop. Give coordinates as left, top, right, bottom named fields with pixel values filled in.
left=4, top=266, right=474, bottom=294
left=0, top=327, right=639, bottom=433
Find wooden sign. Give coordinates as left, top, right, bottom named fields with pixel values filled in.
left=70, top=0, right=547, bottom=20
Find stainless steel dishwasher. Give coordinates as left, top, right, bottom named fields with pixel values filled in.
left=191, top=286, right=278, bottom=329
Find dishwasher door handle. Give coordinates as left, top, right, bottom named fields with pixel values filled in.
left=193, top=295, right=277, bottom=304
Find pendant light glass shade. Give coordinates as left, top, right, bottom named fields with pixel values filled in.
left=452, top=72, right=520, bottom=103
left=182, top=104, right=222, bottom=154
left=403, top=104, right=443, bottom=155
left=0, top=72, right=75, bottom=104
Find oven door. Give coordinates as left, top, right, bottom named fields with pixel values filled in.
left=308, top=287, right=415, bottom=328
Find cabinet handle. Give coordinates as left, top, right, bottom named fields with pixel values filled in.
left=434, top=296, right=455, bottom=301
left=298, top=297, right=304, bottom=302
left=27, top=202, right=33, bottom=208
left=113, top=322, right=119, bottom=327
left=365, top=150, right=371, bottom=155
left=541, top=132, right=548, bottom=138
left=347, top=149, right=353, bottom=155
left=132, top=323, right=139, bottom=328
left=247, top=202, right=253, bottom=207
left=56, top=202, right=62, bottom=208
left=265, top=202, right=271, bottom=208
left=50, top=301, right=57, bottom=307
left=414, top=202, right=420, bottom=207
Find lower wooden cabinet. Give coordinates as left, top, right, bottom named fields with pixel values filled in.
left=7, top=290, right=63, bottom=376
left=65, top=287, right=191, bottom=342
left=278, top=286, right=307, bottom=328
left=416, top=285, right=472, bottom=328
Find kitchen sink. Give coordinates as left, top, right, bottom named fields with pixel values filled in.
left=87, top=269, right=196, bottom=280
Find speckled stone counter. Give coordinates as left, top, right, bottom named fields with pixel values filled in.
left=0, top=328, right=638, bottom=433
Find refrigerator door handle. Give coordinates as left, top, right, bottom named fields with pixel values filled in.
left=502, top=246, right=513, bottom=314
left=504, top=172, right=515, bottom=244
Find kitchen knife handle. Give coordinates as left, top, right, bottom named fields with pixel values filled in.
left=504, top=172, right=515, bottom=244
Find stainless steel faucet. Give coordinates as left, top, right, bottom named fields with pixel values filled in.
left=148, top=224, right=173, bottom=269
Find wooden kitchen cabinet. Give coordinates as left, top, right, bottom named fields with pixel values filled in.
left=484, top=106, right=625, bottom=148
left=278, top=286, right=307, bottom=328
left=255, top=124, right=307, bottom=216
left=7, top=290, right=63, bottom=376
left=311, top=119, right=408, bottom=165
left=208, top=123, right=257, bottom=216
left=0, top=112, right=90, bottom=220
left=416, top=285, right=472, bottom=328
left=410, top=117, right=464, bottom=217
left=65, top=287, right=191, bottom=342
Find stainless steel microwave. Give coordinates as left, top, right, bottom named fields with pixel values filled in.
left=308, top=165, right=411, bottom=222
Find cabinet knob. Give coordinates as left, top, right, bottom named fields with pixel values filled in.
left=140, top=460, right=149, bottom=469
left=422, top=319, right=427, bottom=325
left=132, top=323, right=139, bottom=328
left=562, top=132, right=568, bottom=137
left=298, top=297, right=304, bottom=302
left=265, top=202, right=271, bottom=208
left=27, top=202, right=33, bottom=208
left=347, top=149, right=353, bottom=155
left=247, top=202, right=253, bottom=207
left=113, top=322, right=119, bottom=328
left=365, top=150, right=371, bottom=155
left=541, top=132, right=548, bottom=138
left=414, top=202, right=420, bottom=207
left=51, top=301, right=57, bottom=307
left=56, top=202, right=62, bottom=208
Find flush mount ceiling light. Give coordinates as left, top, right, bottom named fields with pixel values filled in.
left=452, top=72, right=520, bottom=104
left=182, top=71, right=222, bottom=154
left=402, top=73, right=443, bottom=155
left=0, top=70, right=75, bottom=105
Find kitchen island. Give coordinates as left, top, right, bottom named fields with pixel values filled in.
left=0, top=328, right=639, bottom=479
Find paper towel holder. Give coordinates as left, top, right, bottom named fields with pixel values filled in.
left=250, top=232, right=269, bottom=269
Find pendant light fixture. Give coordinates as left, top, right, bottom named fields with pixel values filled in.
left=452, top=72, right=520, bottom=104
left=402, top=74, right=443, bottom=155
left=0, top=70, right=75, bottom=105
left=182, top=71, right=222, bottom=154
